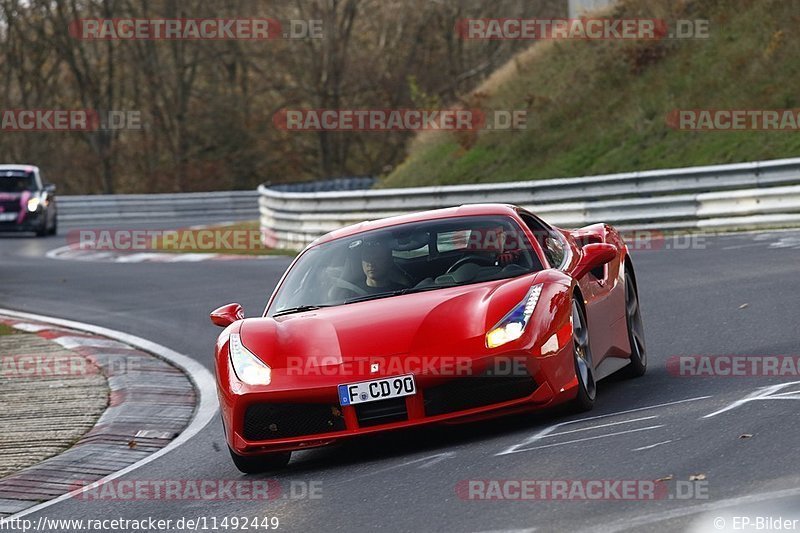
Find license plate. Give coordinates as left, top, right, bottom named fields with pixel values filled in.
left=0, top=213, right=16, bottom=221
left=338, top=374, right=416, bottom=406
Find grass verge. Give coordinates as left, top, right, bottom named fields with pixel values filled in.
left=382, top=0, right=800, bottom=188
left=0, top=323, right=19, bottom=336
left=148, top=221, right=297, bottom=257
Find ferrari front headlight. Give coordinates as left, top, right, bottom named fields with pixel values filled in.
left=486, top=284, right=543, bottom=348
left=229, top=333, right=271, bottom=385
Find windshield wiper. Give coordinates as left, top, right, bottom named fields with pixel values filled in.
left=402, top=283, right=458, bottom=294
left=273, top=305, right=332, bottom=317
left=344, top=290, right=407, bottom=304
left=344, top=284, right=461, bottom=304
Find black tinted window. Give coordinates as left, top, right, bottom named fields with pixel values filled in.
left=0, top=173, right=34, bottom=193
left=519, top=213, right=566, bottom=268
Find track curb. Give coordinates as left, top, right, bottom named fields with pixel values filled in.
left=0, top=309, right=218, bottom=522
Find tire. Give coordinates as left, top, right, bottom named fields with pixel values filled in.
left=35, top=218, right=47, bottom=237
left=620, top=265, right=647, bottom=378
left=228, top=447, right=291, bottom=474
left=48, top=214, right=57, bottom=236
left=571, top=295, right=596, bottom=411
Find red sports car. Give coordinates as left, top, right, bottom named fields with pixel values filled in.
left=210, top=204, right=646, bottom=473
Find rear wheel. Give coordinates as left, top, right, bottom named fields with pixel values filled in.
left=571, top=295, right=596, bottom=411
left=620, top=266, right=647, bottom=378
left=228, top=447, right=291, bottom=474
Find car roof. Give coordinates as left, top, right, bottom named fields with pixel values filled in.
left=312, top=203, right=522, bottom=245
left=0, top=165, right=38, bottom=173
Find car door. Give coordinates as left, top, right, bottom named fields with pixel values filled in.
left=518, top=213, right=620, bottom=364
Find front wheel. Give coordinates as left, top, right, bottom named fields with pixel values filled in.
left=228, top=447, right=291, bottom=474
left=571, top=295, right=596, bottom=411
left=48, top=213, right=58, bottom=236
left=35, top=216, right=48, bottom=237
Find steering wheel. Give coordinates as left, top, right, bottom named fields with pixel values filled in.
left=445, top=255, right=496, bottom=274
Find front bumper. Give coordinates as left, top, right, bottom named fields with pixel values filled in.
left=221, top=345, right=578, bottom=455
left=0, top=211, right=45, bottom=232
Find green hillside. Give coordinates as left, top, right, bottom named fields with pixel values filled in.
left=382, top=0, right=800, bottom=188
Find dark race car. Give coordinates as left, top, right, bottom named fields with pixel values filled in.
left=210, top=204, right=647, bottom=473
left=0, top=165, right=58, bottom=237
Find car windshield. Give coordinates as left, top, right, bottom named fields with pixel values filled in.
left=268, top=215, right=543, bottom=316
left=0, top=172, right=34, bottom=193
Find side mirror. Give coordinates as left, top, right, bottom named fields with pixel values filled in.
left=45, top=184, right=56, bottom=193
left=572, top=243, right=616, bottom=280
left=210, top=303, right=244, bottom=327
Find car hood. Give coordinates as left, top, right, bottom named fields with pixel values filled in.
left=239, top=274, right=543, bottom=369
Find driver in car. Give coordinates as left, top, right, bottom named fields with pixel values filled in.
left=359, top=239, right=410, bottom=292
left=327, top=238, right=414, bottom=301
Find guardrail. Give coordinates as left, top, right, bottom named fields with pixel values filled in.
left=268, top=176, right=376, bottom=193
left=59, top=190, right=259, bottom=227
left=259, top=157, right=800, bottom=249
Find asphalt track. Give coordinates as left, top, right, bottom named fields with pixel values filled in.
left=1, top=223, right=800, bottom=533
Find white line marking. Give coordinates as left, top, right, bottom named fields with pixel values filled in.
left=417, top=452, right=455, bottom=468
left=338, top=452, right=456, bottom=483
left=188, top=221, right=236, bottom=230
left=569, top=396, right=712, bottom=422
left=113, top=252, right=164, bottom=263
left=632, top=439, right=673, bottom=451
left=10, top=322, right=55, bottom=332
left=496, top=396, right=711, bottom=456
left=43, top=244, right=80, bottom=260
left=765, top=390, right=800, bottom=398
left=53, top=336, right=129, bottom=350
left=0, top=308, right=218, bottom=523
left=473, top=529, right=537, bottom=533
left=579, top=485, right=800, bottom=533
left=504, top=425, right=665, bottom=453
left=703, top=381, right=800, bottom=418
left=545, top=416, right=659, bottom=438
left=45, top=243, right=284, bottom=263
left=702, top=388, right=772, bottom=419
left=165, top=253, right=217, bottom=262
left=135, top=430, right=174, bottom=440
left=720, top=243, right=764, bottom=250
left=760, top=395, right=800, bottom=400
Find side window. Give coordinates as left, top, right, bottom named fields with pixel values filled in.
left=393, top=244, right=429, bottom=259
left=436, top=230, right=470, bottom=252
left=520, top=213, right=566, bottom=268
left=393, top=232, right=431, bottom=259
left=543, top=235, right=566, bottom=268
